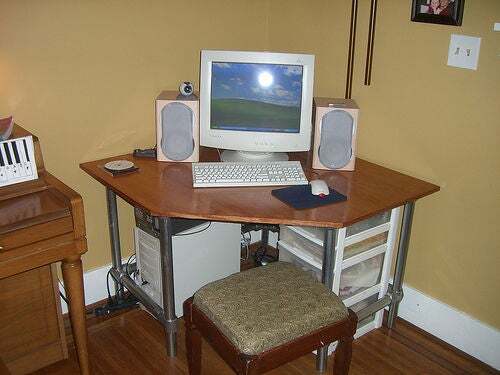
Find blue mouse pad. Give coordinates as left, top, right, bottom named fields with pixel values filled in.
left=271, top=185, right=347, bottom=210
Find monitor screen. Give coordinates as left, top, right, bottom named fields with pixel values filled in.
left=210, top=62, right=303, bottom=134
left=200, top=50, right=315, bottom=161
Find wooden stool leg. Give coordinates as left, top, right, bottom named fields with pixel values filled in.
left=62, top=256, right=90, bottom=375
left=332, top=335, right=353, bottom=375
left=332, top=310, right=357, bottom=375
left=184, top=299, right=201, bottom=375
left=242, top=359, right=259, bottom=375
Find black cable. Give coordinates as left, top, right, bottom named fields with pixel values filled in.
left=95, top=266, right=139, bottom=317
left=125, top=253, right=136, bottom=278
left=106, top=268, right=114, bottom=305
left=59, top=291, right=69, bottom=304
left=57, top=276, right=68, bottom=301
left=253, top=226, right=278, bottom=266
left=174, top=222, right=212, bottom=236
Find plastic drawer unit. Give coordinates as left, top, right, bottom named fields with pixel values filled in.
left=278, top=207, right=401, bottom=339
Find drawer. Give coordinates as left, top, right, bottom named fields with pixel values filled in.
left=280, top=226, right=324, bottom=265
left=346, top=211, right=391, bottom=237
left=278, top=241, right=322, bottom=282
left=279, top=225, right=388, bottom=264
left=340, top=253, right=384, bottom=299
left=357, top=312, right=377, bottom=330
left=0, top=190, right=73, bottom=251
left=348, top=293, right=379, bottom=311
left=344, top=232, right=388, bottom=259
left=283, top=210, right=391, bottom=245
left=278, top=241, right=384, bottom=299
left=0, top=216, right=74, bottom=251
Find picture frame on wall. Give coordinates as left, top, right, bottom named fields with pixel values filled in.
left=411, top=0, right=464, bottom=26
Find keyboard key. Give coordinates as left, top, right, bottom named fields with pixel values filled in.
left=22, top=139, right=30, bottom=161
left=12, top=141, right=20, bottom=163
left=0, top=136, right=38, bottom=187
left=3, top=143, right=12, bottom=165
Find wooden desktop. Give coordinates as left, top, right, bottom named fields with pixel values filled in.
left=80, top=148, right=439, bottom=370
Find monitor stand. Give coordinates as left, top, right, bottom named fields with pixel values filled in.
left=221, top=150, right=289, bottom=162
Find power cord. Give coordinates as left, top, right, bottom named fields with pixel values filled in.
left=241, top=231, right=251, bottom=261
left=94, top=253, right=139, bottom=317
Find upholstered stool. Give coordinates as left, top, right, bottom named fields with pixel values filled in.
left=183, top=261, right=357, bottom=374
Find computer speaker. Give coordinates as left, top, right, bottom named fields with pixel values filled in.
left=312, top=98, right=359, bottom=171
left=156, top=90, right=199, bottom=163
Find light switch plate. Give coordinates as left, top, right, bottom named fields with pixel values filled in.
left=447, top=34, right=481, bottom=70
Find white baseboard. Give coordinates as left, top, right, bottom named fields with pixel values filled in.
left=60, top=261, right=120, bottom=315
left=61, top=264, right=499, bottom=370
left=396, top=284, right=500, bottom=370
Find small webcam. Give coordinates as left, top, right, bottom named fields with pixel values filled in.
left=179, top=81, right=194, bottom=96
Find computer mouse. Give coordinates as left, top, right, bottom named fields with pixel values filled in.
left=310, top=179, right=330, bottom=196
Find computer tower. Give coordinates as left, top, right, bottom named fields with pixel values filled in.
left=133, top=208, right=240, bottom=316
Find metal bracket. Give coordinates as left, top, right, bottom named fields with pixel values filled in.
left=388, top=283, right=404, bottom=304
left=163, top=318, right=178, bottom=332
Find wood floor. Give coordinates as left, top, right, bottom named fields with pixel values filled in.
left=32, top=307, right=496, bottom=375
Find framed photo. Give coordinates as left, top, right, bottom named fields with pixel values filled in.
left=411, top=0, right=464, bottom=26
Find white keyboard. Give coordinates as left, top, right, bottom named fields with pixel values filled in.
left=0, top=136, right=38, bottom=187
left=192, top=161, right=309, bottom=188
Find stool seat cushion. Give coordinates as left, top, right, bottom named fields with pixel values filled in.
left=193, top=261, right=348, bottom=355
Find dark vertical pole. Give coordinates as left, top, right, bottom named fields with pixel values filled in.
left=345, top=0, right=359, bottom=99
left=261, top=227, right=269, bottom=259
left=364, top=0, right=378, bottom=85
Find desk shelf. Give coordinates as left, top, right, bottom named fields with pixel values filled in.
left=278, top=206, right=401, bottom=338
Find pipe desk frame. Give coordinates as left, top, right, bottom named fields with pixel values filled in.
left=81, top=153, right=438, bottom=373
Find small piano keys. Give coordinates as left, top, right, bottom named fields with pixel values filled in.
left=0, top=136, right=38, bottom=187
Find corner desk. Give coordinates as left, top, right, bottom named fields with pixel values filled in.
left=80, top=149, right=439, bottom=371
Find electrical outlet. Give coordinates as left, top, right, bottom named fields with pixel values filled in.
left=447, top=34, right=481, bottom=70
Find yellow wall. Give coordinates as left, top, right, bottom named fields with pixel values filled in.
left=1, top=1, right=499, bottom=329
left=268, top=0, right=500, bottom=329
left=0, top=0, right=270, bottom=268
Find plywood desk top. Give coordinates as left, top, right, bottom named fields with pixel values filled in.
left=80, top=150, right=439, bottom=228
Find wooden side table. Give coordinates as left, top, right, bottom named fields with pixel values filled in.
left=1, top=125, right=90, bottom=374
left=0, top=173, right=90, bottom=375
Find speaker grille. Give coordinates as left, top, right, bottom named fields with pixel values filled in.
left=318, top=110, right=353, bottom=169
left=161, top=102, right=195, bottom=161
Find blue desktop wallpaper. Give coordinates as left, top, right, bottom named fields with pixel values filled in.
left=210, top=62, right=303, bottom=132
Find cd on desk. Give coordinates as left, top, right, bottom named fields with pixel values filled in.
left=104, top=160, right=138, bottom=175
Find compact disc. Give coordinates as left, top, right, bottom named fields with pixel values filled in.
left=104, top=160, right=135, bottom=172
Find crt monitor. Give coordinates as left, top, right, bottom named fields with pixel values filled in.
left=199, top=50, right=315, bottom=162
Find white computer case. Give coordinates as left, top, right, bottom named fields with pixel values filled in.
left=134, top=221, right=241, bottom=317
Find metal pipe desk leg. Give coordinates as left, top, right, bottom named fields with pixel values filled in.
left=261, top=227, right=269, bottom=251
left=316, top=228, right=337, bottom=372
left=106, top=188, right=124, bottom=301
left=158, top=217, right=178, bottom=356
left=387, top=201, right=415, bottom=328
